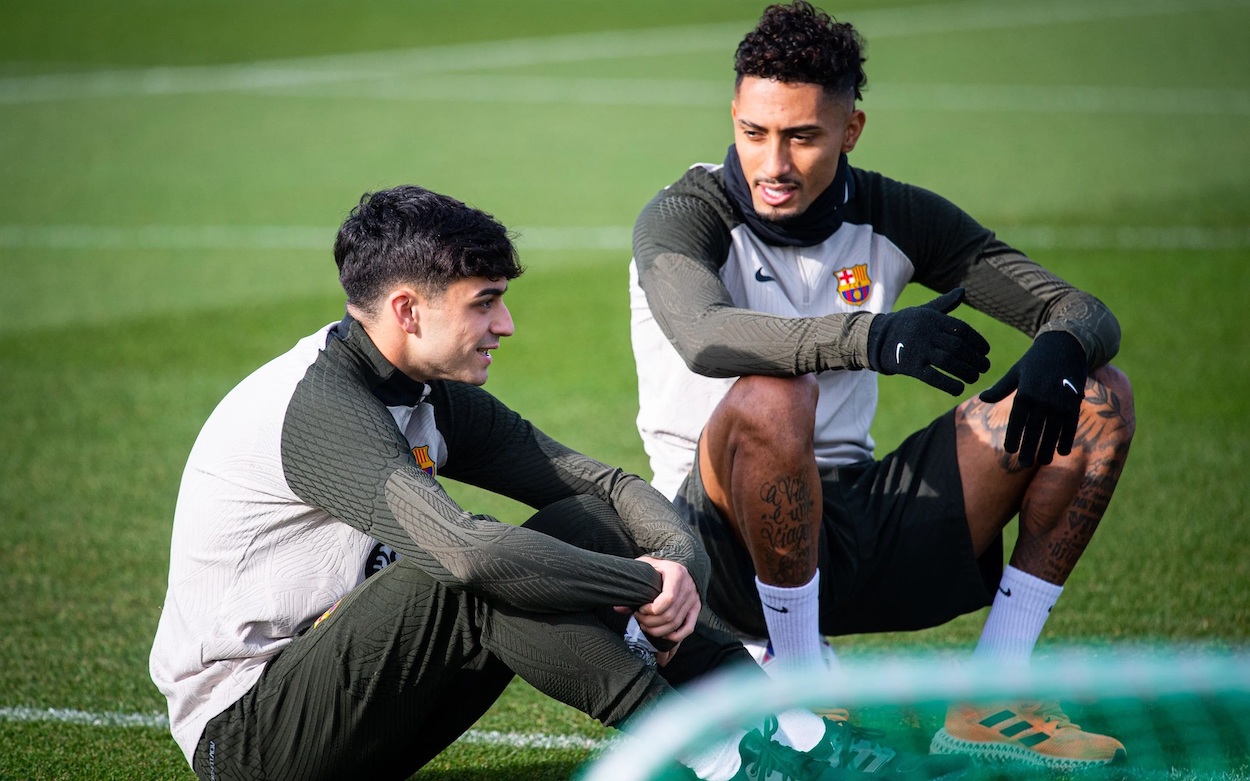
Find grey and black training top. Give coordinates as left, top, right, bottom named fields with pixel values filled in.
left=629, top=162, right=1121, bottom=499
left=151, top=315, right=706, bottom=762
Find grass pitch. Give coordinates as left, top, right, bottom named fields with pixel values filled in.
left=1, top=0, right=1248, bottom=778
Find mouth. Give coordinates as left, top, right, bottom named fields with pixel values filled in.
left=756, top=181, right=797, bottom=208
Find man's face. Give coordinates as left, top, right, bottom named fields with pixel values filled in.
left=731, top=76, right=865, bottom=221
left=409, top=275, right=514, bottom=386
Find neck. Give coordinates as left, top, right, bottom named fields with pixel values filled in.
left=723, top=146, right=854, bottom=247
left=349, top=308, right=420, bottom=381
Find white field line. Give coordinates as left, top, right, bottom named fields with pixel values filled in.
left=0, top=0, right=1245, bottom=105
left=0, top=706, right=170, bottom=729
left=2, top=224, right=1249, bottom=253
left=0, top=706, right=610, bottom=751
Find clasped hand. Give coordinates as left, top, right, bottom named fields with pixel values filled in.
left=615, top=555, right=700, bottom=666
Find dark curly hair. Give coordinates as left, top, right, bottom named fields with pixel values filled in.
left=734, top=1, right=867, bottom=101
left=334, top=185, right=522, bottom=313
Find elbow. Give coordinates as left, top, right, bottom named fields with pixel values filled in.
left=441, top=555, right=493, bottom=594
left=1088, top=301, right=1122, bottom=368
left=677, top=339, right=741, bottom=379
left=1103, top=312, right=1122, bottom=364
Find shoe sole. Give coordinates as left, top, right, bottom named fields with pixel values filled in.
left=930, top=729, right=1127, bottom=771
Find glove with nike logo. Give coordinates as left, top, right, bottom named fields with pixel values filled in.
left=979, top=329, right=1088, bottom=467
left=867, top=288, right=991, bottom=396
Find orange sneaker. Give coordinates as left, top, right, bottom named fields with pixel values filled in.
left=930, top=701, right=1126, bottom=770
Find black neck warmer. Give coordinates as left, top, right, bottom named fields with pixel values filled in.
left=330, top=314, right=430, bottom=407
left=723, top=145, right=854, bottom=247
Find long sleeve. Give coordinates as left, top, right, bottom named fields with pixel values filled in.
left=954, top=241, right=1121, bottom=368
left=633, top=165, right=875, bottom=378
left=279, top=331, right=703, bottom=613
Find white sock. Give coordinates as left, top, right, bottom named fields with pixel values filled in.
left=682, top=709, right=828, bottom=780
left=774, top=708, right=829, bottom=751
left=682, top=729, right=745, bottom=781
left=974, top=564, right=1064, bottom=666
left=755, top=572, right=823, bottom=672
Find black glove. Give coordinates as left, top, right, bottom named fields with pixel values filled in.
left=867, top=288, right=991, bottom=396
left=979, top=330, right=1088, bottom=467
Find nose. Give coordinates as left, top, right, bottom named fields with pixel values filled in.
left=493, top=301, right=515, bottom=337
left=762, top=138, right=792, bottom=180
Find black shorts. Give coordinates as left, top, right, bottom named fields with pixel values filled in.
left=673, top=409, right=1002, bottom=639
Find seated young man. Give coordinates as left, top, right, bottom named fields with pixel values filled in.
left=630, top=1, right=1134, bottom=770
left=149, top=184, right=962, bottom=781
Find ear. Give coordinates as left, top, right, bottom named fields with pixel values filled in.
left=387, top=288, right=422, bottom=335
left=842, top=109, right=866, bottom=154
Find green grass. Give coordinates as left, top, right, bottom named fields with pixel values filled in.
left=2, top=0, right=1248, bottom=778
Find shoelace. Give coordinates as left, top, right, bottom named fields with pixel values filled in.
left=1019, top=701, right=1080, bottom=730
left=828, top=719, right=898, bottom=770
left=748, top=716, right=818, bottom=781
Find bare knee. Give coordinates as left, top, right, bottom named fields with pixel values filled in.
left=709, top=375, right=822, bottom=584
left=1085, top=363, right=1136, bottom=444
left=717, top=374, right=818, bottom=452
left=699, top=374, right=819, bottom=540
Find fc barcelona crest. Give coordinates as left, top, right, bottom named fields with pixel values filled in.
left=412, top=445, right=436, bottom=475
left=835, top=264, right=872, bottom=305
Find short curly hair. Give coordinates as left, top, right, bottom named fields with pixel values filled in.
left=734, top=1, right=867, bottom=102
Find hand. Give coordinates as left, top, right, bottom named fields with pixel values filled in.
left=614, top=556, right=701, bottom=646
left=979, top=330, right=1088, bottom=467
left=867, top=288, right=991, bottom=396
left=654, top=643, right=681, bottom=668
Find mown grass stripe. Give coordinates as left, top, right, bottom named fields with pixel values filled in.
left=0, top=0, right=1242, bottom=105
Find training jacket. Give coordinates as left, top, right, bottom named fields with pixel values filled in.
left=150, top=315, right=706, bottom=763
left=629, top=162, right=1120, bottom=499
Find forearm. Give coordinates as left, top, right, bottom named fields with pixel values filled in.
left=431, top=381, right=705, bottom=598
left=536, top=435, right=712, bottom=595
left=641, top=252, right=875, bottom=377
left=961, top=247, right=1121, bottom=368
left=381, top=467, right=663, bottom=612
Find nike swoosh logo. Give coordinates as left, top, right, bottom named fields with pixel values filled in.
left=896, top=342, right=904, bottom=364
left=1062, top=379, right=1079, bottom=394
left=763, top=603, right=789, bottom=613
left=999, top=586, right=1012, bottom=597
left=755, top=268, right=776, bottom=283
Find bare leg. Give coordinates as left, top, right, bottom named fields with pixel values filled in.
left=957, top=364, right=1136, bottom=582
left=933, top=368, right=1135, bottom=762
left=698, top=374, right=822, bottom=586
left=698, top=374, right=825, bottom=668
left=954, top=364, right=1135, bottom=670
